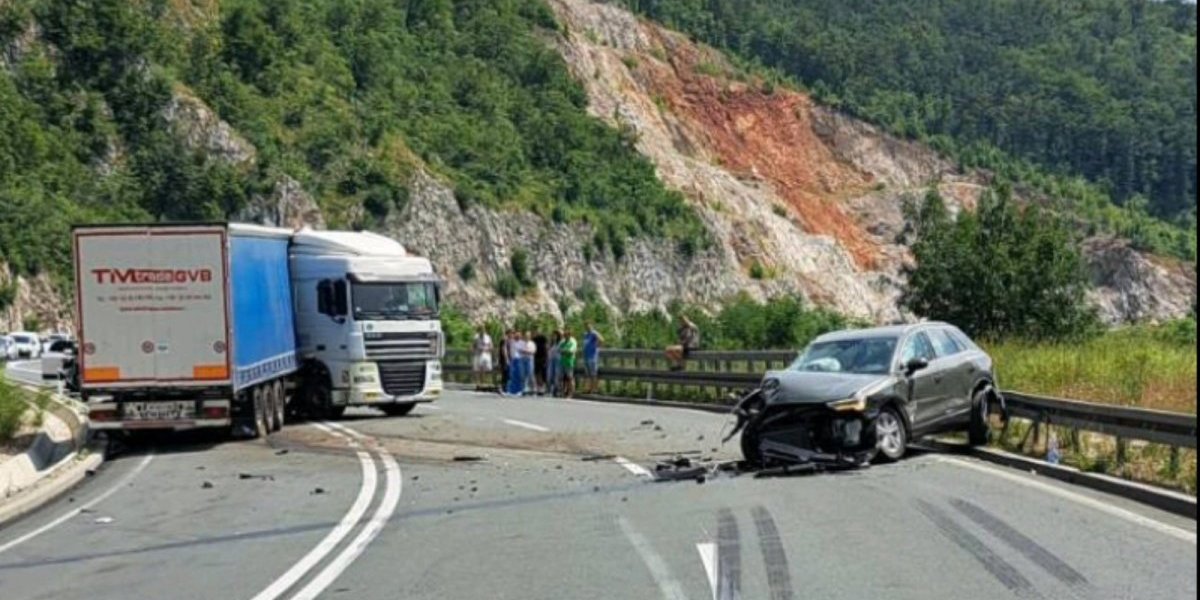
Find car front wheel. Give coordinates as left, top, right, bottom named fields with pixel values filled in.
left=874, top=406, right=908, bottom=462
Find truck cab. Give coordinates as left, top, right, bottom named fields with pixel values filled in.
left=290, top=229, right=443, bottom=417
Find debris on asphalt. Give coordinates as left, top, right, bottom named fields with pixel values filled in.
left=195, top=466, right=206, bottom=471
left=639, top=419, right=655, bottom=426
left=453, top=455, right=486, bottom=462
left=201, top=481, right=214, bottom=489
left=275, top=449, right=290, bottom=456
left=85, top=469, right=97, bottom=477
left=412, top=475, right=420, bottom=481
left=93, top=516, right=114, bottom=524
left=649, top=450, right=701, bottom=457
left=581, top=454, right=616, bottom=462
left=652, top=425, right=663, bottom=432
left=238, top=473, right=275, bottom=481
left=79, top=508, right=96, bottom=514
left=696, top=434, right=705, bottom=441
left=311, top=487, right=326, bottom=495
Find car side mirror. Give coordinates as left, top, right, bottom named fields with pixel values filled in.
left=904, top=357, right=929, bottom=376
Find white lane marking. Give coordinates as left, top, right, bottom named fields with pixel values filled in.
left=696, top=542, right=718, bottom=600
left=0, top=452, right=155, bottom=555
left=615, top=457, right=654, bottom=479
left=423, top=404, right=442, bottom=411
left=618, top=516, right=691, bottom=600
left=502, top=418, right=550, bottom=433
left=251, top=424, right=378, bottom=600
left=942, top=457, right=1196, bottom=545
left=290, top=424, right=402, bottom=600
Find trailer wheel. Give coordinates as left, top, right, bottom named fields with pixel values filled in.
left=264, top=384, right=279, bottom=434
left=253, top=386, right=269, bottom=439
left=271, top=381, right=285, bottom=432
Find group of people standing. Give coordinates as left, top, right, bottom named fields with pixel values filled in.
left=471, top=323, right=605, bottom=398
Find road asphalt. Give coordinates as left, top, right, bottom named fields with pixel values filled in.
left=0, top=376, right=1195, bottom=599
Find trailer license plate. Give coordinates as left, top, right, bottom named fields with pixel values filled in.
left=125, top=402, right=195, bottom=421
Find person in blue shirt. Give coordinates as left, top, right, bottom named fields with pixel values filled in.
left=582, top=323, right=604, bottom=395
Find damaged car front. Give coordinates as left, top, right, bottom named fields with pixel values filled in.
left=728, top=333, right=915, bottom=471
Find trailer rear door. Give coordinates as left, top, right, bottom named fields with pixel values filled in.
left=75, top=226, right=232, bottom=389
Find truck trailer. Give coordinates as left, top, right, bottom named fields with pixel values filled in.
left=72, top=223, right=444, bottom=435
left=74, top=223, right=298, bottom=435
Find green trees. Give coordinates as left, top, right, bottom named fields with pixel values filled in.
left=621, top=0, right=1197, bottom=258
left=0, top=0, right=705, bottom=287
left=902, top=189, right=1097, bottom=340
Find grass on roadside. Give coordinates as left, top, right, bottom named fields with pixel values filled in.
left=0, top=379, right=28, bottom=443
left=984, top=324, right=1198, bottom=414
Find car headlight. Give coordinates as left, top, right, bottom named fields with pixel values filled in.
left=827, top=397, right=867, bottom=412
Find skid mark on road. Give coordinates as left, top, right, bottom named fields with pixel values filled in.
left=951, top=498, right=1089, bottom=589
left=751, top=507, right=794, bottom=600
left=0, top=452, right=155, bottom=556
left=941, top=457, right=1196, bottom=545
left=915, top=500, right=1042, bottom=599
left=618, top=516, right=691, bottom=600
left=716, top=509, right=742, bottom=600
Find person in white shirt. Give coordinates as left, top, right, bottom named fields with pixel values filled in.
left=471, top=326, right=493, bottom=390
left=520, top=331, right=538, bottom=395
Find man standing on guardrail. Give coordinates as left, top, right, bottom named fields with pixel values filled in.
left=582, top=323, right=604, bottom=395
left=666, top=316, right=700, bottom=371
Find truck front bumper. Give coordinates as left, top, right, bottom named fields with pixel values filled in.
left=337, top=360, right=443, bottom=406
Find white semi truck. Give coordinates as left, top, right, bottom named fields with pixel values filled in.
left=73, top=224, right=442, bottom=433
left=290, top=229, right=444, bottom=418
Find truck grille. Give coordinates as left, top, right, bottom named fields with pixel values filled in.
left=378, top=361, right=426, bottom=397
left=364, top=332, right=437, bottom=362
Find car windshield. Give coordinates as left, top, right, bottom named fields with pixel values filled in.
left=791, top=336, right=898, bottom=375
left=352, top=281, right=439, bottom=321
left=12, top=335, right=33, bottom=344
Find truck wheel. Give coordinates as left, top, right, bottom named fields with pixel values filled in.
left=271, top=381, right=285, bottom=432
left=968, top=388, right=992, bottom=446
left=381, top=403, right=416, bottom=417
left=253, top=387, right=269, bottom=439
left=264, top=384, right=279, bottom=434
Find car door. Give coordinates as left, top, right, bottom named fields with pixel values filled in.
left=926, top=327, right=973, bottom=422
left=896, top=331, right=947, bottom=434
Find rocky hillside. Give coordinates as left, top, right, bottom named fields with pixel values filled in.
left=1, top=0, right=1194, bottom=333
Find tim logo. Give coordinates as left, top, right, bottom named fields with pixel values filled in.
left=92, top=268, right=214, bottom=285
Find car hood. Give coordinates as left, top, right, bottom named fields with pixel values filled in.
left=763, top=370, right=893, bottom=405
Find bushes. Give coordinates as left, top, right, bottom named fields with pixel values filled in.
left=902, top=187, right=1098, bottom=341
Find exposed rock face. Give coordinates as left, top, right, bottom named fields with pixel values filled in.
left=1084, top=238, right=1197, bottom=325
left=238, top=175, right=327, bottom=230
left=162, top=85, right=257, bottom=167
left=0, top=264, right=71, bottom=334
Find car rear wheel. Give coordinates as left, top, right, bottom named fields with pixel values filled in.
left=874, top=406, right=908, bottom=462
left=968, top=388, right=992, bottom=446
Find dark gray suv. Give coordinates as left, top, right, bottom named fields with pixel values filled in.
left=731, top=322, right=1003, bottom=468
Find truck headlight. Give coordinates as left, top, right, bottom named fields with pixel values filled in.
left=827, top=397, right=867, bottom=412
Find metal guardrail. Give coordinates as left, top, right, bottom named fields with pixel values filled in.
left=445, top=348, right=1198, bottom=452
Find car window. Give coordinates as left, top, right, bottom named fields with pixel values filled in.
left=947, top=327, right=979, bottom=352
left=899, top=332, right=935, bottom=364
left=927, top=328, right=963, bottom=358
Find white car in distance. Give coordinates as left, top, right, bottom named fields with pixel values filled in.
left=7, top=332, right=41, bottom=359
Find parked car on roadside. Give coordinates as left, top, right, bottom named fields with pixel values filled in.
left=41, top=339, right=77, bottom=380
left=7, top=332, right=42, bottom=359
left=729, top=322, right=1004, bottom=468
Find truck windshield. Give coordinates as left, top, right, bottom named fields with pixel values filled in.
left=352, top=282, right=439, bottom=321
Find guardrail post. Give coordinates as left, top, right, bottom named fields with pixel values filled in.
left=1115, top=437, right=1127, bottom=469
left=1167, top=446, right=1180, bottom=479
